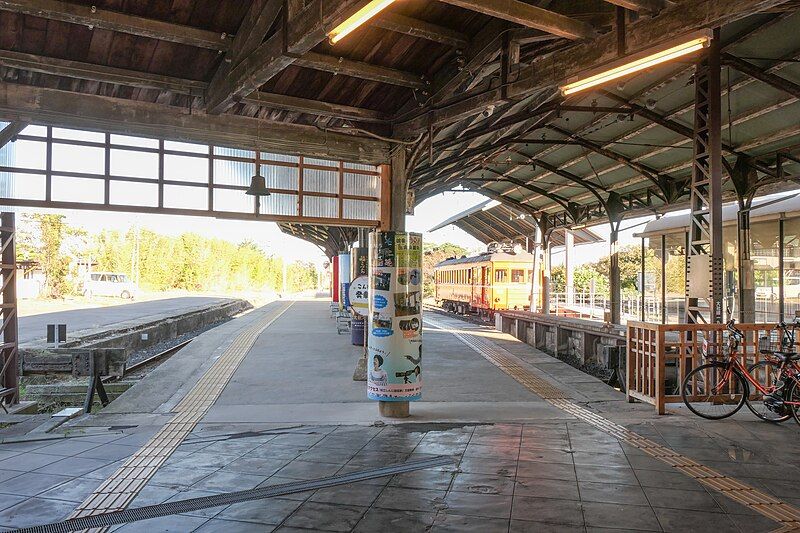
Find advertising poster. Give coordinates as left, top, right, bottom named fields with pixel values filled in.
left=367, top=231, right=423, bottom=402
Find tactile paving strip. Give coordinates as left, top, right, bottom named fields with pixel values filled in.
left=17, top=455, right=453, bottom=533
left=426, top=316, right=800, bottom=532
left=69, top=302, right=294, bottom=529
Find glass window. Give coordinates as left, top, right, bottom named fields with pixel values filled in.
left=784, top=217, right=800, bottom=319
left=751, top=219, right=780, bottom=322
left=644, top=237, right=664, bottom=323
left=664, top=232, right=685, bottom=324
left=495, top=269, right=508, bottom=283
left=722, top=223, right=738, bottom=321
left=511, top=269, right=525, bottom=283
left=52, top=143, right=104, bottom=174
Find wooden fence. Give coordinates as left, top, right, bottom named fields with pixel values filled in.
left=626, top=321, right=781, bottom=414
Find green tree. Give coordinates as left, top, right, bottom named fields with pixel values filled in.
left=423, top=242, right=469, bottom=298
left=20, top=214, right=77, bottom=298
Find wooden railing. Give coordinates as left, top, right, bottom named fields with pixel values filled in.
left=626, top=321, right=780, bottom=414
left=0, top=212, right=17, bottom=408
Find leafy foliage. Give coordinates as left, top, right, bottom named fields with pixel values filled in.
left=18, top=216, right=319, bottom=295
left=422, top=242, right=469, bottom=298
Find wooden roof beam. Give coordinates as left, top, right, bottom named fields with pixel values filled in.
left=601, top=0, right=667, bottom=13
left=0, top=0, right=231, bottom=50
left=370, top=13, right=469, bottom=48
left=0, top=49, right=388, bottom=124
left=0, top=82, right=390, bottom=164
left=436, top=0, right=595, bottom=40
left=205, top=0, right=373, bottom=114
left=293, top=53, right=426, bottom=90
left=0, top=120, right=25, bottom=149
left=205, top=0, right=283, bottom=112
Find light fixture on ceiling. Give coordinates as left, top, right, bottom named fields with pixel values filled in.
left=559, top=30, right=713, bottom=96
left=328, top=0, right=395, bottom=44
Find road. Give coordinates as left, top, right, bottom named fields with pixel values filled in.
left=19, top=296, right=233, bottom=345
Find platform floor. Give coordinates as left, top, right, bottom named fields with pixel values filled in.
left=19, top=296, right=236, bottom=345
left=0, top=298, right=797, bottom=532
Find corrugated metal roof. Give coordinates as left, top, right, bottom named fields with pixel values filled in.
left=636, top=192, right=800, bottom=237
left=430, top=199, right=604, bottom=247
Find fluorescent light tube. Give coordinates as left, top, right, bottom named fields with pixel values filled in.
left=329, top=0, right=395, bottom=44
left=560, top=32, right=712, bottom=96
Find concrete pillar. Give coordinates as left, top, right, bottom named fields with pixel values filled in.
left=565, top=229, right=575, bottom=305
left=542, top=235, right=552, bottom=314
left=610, top=224, right=621, bottom=325
left=530, top=225, right=543, bottom=311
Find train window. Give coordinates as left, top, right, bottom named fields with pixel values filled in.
left=495, top=269, right=508, bottom=282
left=511, top=269, right=525, bottom=283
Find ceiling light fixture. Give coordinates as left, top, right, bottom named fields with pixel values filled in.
left=559, top=30, right=713, bottom=96
left=328, top=0, right=395, bottom=44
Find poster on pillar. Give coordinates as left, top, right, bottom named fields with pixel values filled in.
left=367, top=231, right=423, bottom=402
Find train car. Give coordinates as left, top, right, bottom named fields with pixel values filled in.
left=434, top=250, right=535, bottom=316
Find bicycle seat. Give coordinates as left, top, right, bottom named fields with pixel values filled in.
left=772, top=351, right=800, bottom=362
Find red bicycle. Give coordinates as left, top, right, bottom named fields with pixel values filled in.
left=681, top=320, right=800, bottom=423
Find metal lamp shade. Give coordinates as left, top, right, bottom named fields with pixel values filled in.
left=245, top=174, right=271, bottom=196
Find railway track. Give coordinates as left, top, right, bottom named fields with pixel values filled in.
left=422, top=302, right=494, bottom=327
left=103, top=339, right=192, bottom=383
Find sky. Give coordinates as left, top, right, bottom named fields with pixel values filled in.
left=13, top=186, right=649, bottom=269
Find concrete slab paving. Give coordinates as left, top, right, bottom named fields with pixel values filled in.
left=1, top=298, right=796, bottom=532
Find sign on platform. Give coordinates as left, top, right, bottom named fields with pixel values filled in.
left=348, top=275, right=370, bottom=317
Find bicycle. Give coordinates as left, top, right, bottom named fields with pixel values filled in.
left=747, top=319, right=800, bottom=424
left=681, top=319, right=800, bottom=423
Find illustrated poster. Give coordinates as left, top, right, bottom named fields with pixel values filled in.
left=367, top=231, right=423, bottom=402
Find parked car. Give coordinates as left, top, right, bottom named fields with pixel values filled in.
left=81, top=272, right=138, bottom=299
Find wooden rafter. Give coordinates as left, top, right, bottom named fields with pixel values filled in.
left=205, top=0, right=283, bottom=113
left=0, top=121, right=25, bottom=149
left=205, top=0, right=372, bottom=114
left=601, top=0, right=666, bottom=13
left=436, top=0, right=594, bottom=40
left=293, top=53, right=426, bottom=90
left=0, top=83, right=389, bottom=164
left=0, top=49, right=387, bottom=124
left=0, top=0, right=232, bottom=50
left=371, top=13, right=468, bottom=48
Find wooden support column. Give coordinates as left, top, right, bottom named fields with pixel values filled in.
left=379, top=147, right=410, bottom=419
left=390, top=148, right=408, bottom=232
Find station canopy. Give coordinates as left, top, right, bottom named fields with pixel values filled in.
left=430, top=199, right=603, bottom=247
left=0, top=0, right=799, bottom=241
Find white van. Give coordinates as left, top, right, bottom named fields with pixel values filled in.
left=81, top=272, right=138, bottom=299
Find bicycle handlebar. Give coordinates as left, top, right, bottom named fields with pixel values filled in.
left=726, top=319, right=744, bottom=340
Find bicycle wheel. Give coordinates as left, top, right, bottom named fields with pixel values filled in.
left=745, top=360, right=792, bottom=423
left=682, top=362, right=748, bottom=420
left=789, top=379, right=800, bottom=427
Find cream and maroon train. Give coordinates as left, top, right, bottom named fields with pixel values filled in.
left=434, top=250, right=535, bottom=316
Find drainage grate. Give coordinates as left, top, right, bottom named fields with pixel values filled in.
left=431, top=316, right=800, bottom=531
left=14, top=455, right=453, bottom=533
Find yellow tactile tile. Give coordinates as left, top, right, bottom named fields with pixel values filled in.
left=427, top=316, right=800, bottom=531
left=69, top=301, right=294, bottom=530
